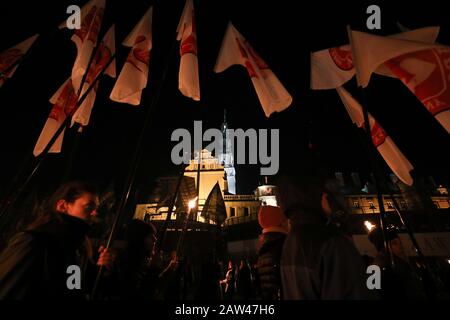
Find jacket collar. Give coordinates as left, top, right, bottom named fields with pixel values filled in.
left=32, top=214, right=91, bottom=248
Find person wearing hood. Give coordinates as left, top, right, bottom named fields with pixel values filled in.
left=0, top=181, right=114, bottom=300
left=277, top=155, right=378, bottom=300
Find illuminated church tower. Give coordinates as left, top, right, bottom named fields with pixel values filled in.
left=218, top=110, right=236, bottom=195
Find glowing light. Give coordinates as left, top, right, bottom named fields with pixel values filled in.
left=188, top=197, right=198, bottom=210
left=364, top=221, right=375, bottom=232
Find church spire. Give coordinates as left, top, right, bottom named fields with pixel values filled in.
left=219, top=108, right=236, bottom=194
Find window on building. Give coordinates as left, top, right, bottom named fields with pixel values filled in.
left=400, top=200, right=408, bottom=209
left=243, top=207, right=249, bottom=217
left=230, top=207, right=236, bottom=217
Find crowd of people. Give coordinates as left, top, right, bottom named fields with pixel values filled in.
left=1, top=156, right=449, bottom=300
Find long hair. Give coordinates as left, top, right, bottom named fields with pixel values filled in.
left=27, top=181, right=98, bottom=230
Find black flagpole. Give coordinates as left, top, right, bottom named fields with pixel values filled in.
left=0, top=33, right=44, bottom=86
left=0, top=19, right=113, bottom=223
left=155, top=164, right=188, bottom=254
left=0, top=52, right=116, bottom=226
left=90, top=14, right=181, bottom=298
left=347, top=25, right=394, bottom=268
left=0, top=28, right=67, bottom=214
left=349, top=107, right=446, bottom=295
left=347, top=26, right=446, bottom=292
left=60, top=20, right=114, bottom=182
left=358, top=90, right=395, bottom=268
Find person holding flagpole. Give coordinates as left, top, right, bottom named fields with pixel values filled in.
left=0, top=181, right=115, bottom=300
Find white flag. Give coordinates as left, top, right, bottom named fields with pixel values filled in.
left=348, top=27, right=444, bottom=88
left=33, top=79, right=78, bottom=156
left=310, top=45, right=354, bottom=90
left=177, top=0, right=200, bottom=101
left=336, top=86, right=414, bottom=186
left=381, top=48, right=450, bottom=133
left=110, top=6, right=153, bottom=106
left=72, top=25, right=116, bottom=126
left=70, top=0, right=106, bottom=94
left=0, top=34, right=39, bottom=87
left=311, top=26, right=440, bottom=90
left=214, top=22, right=292, bottom=117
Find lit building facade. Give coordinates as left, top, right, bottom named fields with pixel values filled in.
left=134, top=147, right=450, bottom=261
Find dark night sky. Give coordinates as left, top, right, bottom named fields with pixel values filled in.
left=0, top=0, right=449, bottom=200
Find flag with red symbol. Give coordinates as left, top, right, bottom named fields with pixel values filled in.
left=110, top=6, right=153, bottom=105
left=214, top=22, right=292, bottom=117
left=336, top=86, right=414, bottom=186
left=177, top=0, right=200, bottom=101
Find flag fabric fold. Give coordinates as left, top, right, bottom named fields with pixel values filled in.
left=70, top=0, right=106, bottom=94
left=348, top=27, right=444, bottom=88
left=201, top=182, right=227, bottom=225
left=380, top=48, right=450, bottom=133
left=33, top=78, right=78, bottom=156
left=310, top=45, right=354, bottom=90
left=72, top=24, right=116, bottom=126
left=214, top=22, right=292, bottom=117
left=0, top=34, right=39, bottom=88
left=310, top=26, right=440, bottom=90
left=177, top=0, right=200, bottom=101
left=110, top=6, right=153, bottom=106
left=336, top=86, right=414, bottom=186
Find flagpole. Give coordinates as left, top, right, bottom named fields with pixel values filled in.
left=350, top=121, right=446, bottom=294
left=156, top=164, right=188, bottom=254
left=60, top=20, right=115, bottom=183
left=90, top=15, right=183, bottom=298
left=0, top=53, right=116, bottom=226
left=195, top=149, right=202, bottom=221
left=346, top=27, right=450, bottom=292
left=0, top=31, right=60, bottom=215
left=0, top=33, right=45, bottom=88
left=346, top=28, right=449, bottom=294
left=61, top=124, right=82, bottom=182
left=0, top=19, right=114, bottom=224
left=347, top=25, right=394, bottom=269
left=388, top=192, right=446, bottom=293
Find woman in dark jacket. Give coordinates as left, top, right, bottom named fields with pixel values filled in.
left=0, top=181, right=114, bottom=300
